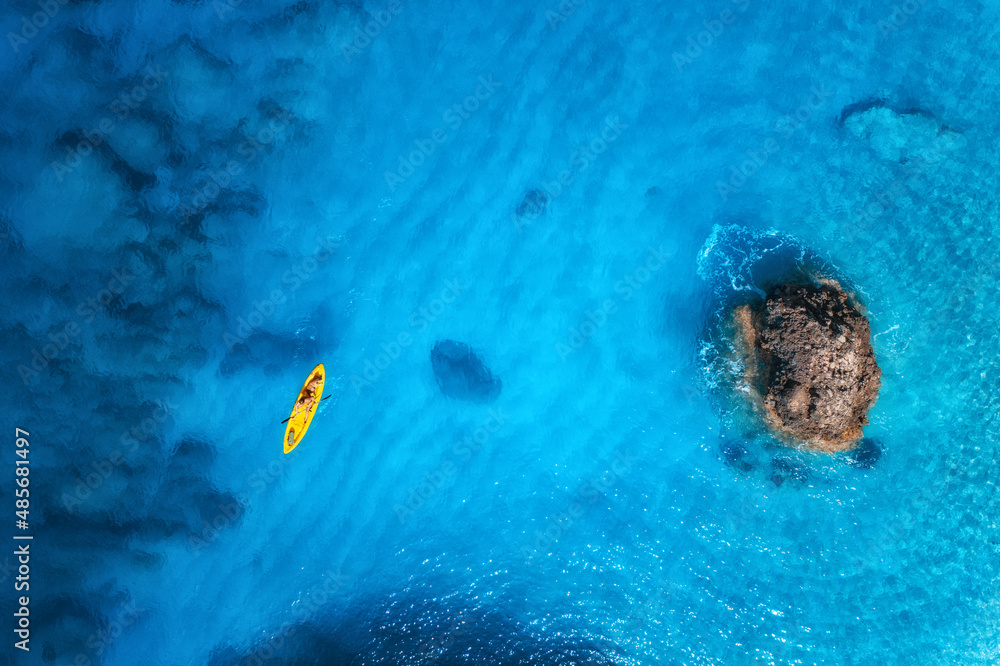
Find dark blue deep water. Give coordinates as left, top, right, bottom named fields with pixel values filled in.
left=1, top=0, right=999, bottom=664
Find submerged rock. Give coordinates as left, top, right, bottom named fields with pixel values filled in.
left=848, top=438, right=882, bottom=469
left=840, top=100, right=965, bottom=164
left=720, top=440, right=754, bottom=472
left=515, top=189, right=548, bottom=220
left=734, top=280, right=881, bottom=452
left=430, top=340, right=501, bottom=402
left=770, top=456, right=809, bottom=487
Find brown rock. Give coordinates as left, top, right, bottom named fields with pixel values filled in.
left=736, top=280, right=881, bottom=452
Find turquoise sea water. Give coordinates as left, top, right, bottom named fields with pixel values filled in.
left=1, top=0, right=999, bottom=664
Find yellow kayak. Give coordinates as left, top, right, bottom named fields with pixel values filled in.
left=283, top=363, right=325, bottom=454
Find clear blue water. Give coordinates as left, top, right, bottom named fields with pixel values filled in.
left=2, top=0, right=999, bottom=664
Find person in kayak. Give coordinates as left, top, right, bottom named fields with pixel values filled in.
left=291, top=375, right=322, bottom=417
left=281, top=378, right=331, bottom=424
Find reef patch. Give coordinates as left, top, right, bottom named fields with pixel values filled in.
left=430, top=340, right=501, bottom=402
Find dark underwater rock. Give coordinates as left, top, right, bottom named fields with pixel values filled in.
left=515, top=189, right=548, bottom=219
left=839, top=100, right=965, bottom=163
left=848, top=438, right=882, bottom=469
left=720, top=441, right=754, bottom=472
left=837, top=97, right=890, bottom=125
left=430, top=340, right=501, bottom=402
left=734, top=280, right=881, bottom=452
left=770, top=456, right=808, bottom=487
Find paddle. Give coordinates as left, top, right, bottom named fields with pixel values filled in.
left=280, top=395, right=332, bottom=424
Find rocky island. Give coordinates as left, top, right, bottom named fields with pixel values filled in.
left=734, top=279, right=881, bottom=452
